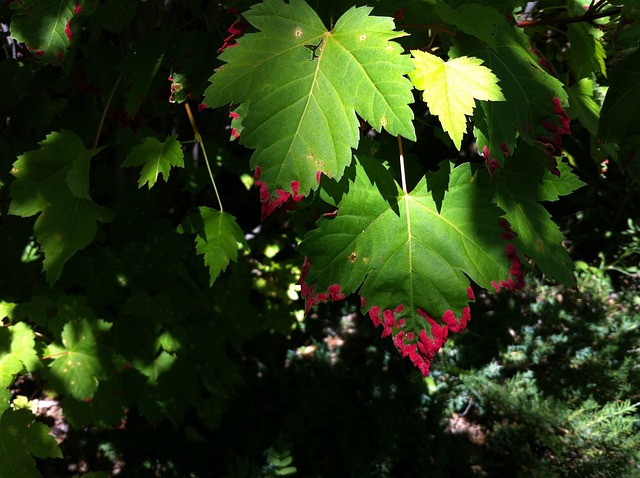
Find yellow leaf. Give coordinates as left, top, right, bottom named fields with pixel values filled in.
left=409, top=50, right=505, bottom=149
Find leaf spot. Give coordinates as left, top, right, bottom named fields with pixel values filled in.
left=294, top=28, right=303, bottom=38
left=348, top=251, right=357, bottom=263
left=380, top=116, right=388, bottom=129
left=56, top=234, right=63, bottom=241
left=359, top=33, right=367, bottom=41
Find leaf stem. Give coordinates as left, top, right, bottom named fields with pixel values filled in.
left=92, top=73, right=123, bottom=149
left=184, top=102, right=224, bottom=212
left=397, top=135, right=408, bottom=194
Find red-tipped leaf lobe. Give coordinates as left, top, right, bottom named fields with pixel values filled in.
left=254, top=167, right=306, bottom=220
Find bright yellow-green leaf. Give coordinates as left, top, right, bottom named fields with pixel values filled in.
left=409, top=50, right=505, bottom=149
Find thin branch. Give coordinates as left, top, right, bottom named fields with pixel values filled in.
left=517, top=7, right=621, bottom=28
left=92, top=73, right=123, bottom=149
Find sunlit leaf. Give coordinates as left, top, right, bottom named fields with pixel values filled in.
left=204, top=0, right=415, bottom=213
left=409, top=50, right=505, bottom=149
left=299, top=155, right=516, bottom=375
left=9, top=0, right=80, bottom=63
left=47, top=318, right=112, bottom=400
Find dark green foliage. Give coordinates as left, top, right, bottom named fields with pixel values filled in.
left=1, top=0, right=640, bottom=476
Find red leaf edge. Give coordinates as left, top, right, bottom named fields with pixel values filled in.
left=253, top=167, right=309, bottom=221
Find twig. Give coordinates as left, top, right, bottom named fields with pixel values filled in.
left=517, top=7, right=621, bottom=28
left=92, top=73, right=123, bottom=149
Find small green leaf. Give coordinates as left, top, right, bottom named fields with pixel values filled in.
left=0, top=408, right=62, bottom=478
left=122, top=135, right=184, bottom=188
left=178, top=208, right=248, bottom=286
left=409, top=50, right=505, bottom=149
left=135, top=350, right=176, bottom=384
left=47, top=319, right=112, bottom=400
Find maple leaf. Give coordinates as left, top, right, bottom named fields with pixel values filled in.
left=409, top=50, right=505, bottom=149
left=177, top=207, right=249, bottom=286
left=0, top=409, right=62, bottom=478
left=9, top=0, right=82, bottom=63
left=491, top=147, right=585, bottom=285
left=122, top=134, right=185, bottom=188
left=46, top=318, right=112, bottom=400
left=204, top=0, right=415, bottom=216
left=299, top=156, right=517, bottom=375
left=8, top=131, right=114, bottom=284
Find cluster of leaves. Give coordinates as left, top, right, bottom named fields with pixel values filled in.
left=1, top=0, right=639, bottom=475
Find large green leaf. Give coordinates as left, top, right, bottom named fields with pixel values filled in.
left=299, top=156, right=515, bottom=375
left=9, top=131, right=113, bottom=283
left=122, top=135, right=185, bottom=188
left=0, top=408, right=62, bottom=478
left=9, top=0, right=80, bottom=64
left=455, top=28, right=569, bottom=162
left=178, top=208, right=248, bottom=286
left=204, top=0, right=415, bottom=213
